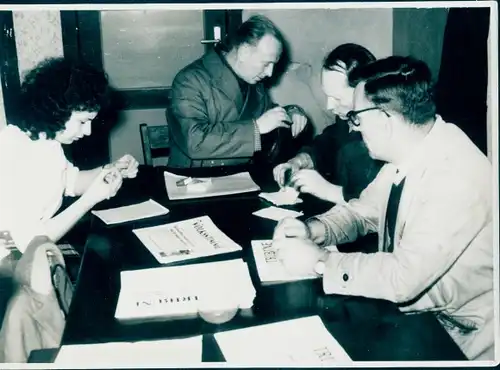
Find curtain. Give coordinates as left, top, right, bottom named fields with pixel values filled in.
left=435, top=7, right=490, bottom=154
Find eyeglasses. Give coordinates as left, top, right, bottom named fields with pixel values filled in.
left=346, top=107, right=391, bottom=128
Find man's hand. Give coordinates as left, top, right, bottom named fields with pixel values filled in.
left=290, top=112, right=307, bottom=137
left=273, top=162, right=300, bottom=187
left=290, top=169, right=346, bottom=204
left=256, top=107, right=291, bottom=134
left=273, top=217, right=311, bottom=241
left=274, top=237, right=328, bottom=277
left=110, top=154, right=139, bottom=179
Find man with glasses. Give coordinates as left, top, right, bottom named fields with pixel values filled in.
left=272, top=56, right=494, bottom=360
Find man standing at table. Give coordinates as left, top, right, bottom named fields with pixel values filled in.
left=272, top=56, right=494, bottom=360
left=167, top=15, right=309, bottom=169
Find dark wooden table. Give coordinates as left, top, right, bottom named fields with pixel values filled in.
left=29, top=165, right=466, bottom=363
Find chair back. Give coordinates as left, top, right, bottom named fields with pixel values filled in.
left=139, top=123, right=170, bottom=166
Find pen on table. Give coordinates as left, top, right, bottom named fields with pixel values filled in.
left=176, top=177, right=195, bottom=187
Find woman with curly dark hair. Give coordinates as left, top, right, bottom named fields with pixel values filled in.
left=0, top=57, right=139, bottom=256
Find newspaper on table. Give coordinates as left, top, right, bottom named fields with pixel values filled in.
left=214, top=315, right=352, bottom=365
left=132, top=215, right=241, bottom=264
left=115, top=258, right=256, bottom=320
left=91, top=199, right=169, bottom=225
left=54, top=336, right=202, bottom=366
left=251, top=240, right=318, bottom=284
left=164, top=171, right=260, bottom=200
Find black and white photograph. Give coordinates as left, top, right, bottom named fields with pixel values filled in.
left=0, top=1, right=497, bottom=366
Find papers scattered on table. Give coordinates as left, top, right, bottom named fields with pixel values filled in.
left=252, top=206, right=303, bottom=221
left=132, top=215, right=241, bottom=264
left=214, top=315, right=352, bottom=365
left=164, top=171, right=260, bottom=200
left=91, top=199, right=169, bottom=225
left=259, top=187, right=302, bottom=206
left=115, top=259, right=256, bottom=320
left=251, top=240, right=317, bottom=284
left=54, top=336, right=202, bottom=366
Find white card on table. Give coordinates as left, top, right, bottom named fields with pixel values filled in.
left=91, top=199, right=169, bottom=225
left=252, top=206, right=303, bottom=221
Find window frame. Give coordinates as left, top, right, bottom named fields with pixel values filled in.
left=0, top=11, right=21, bottom=123
left=60, top=9, right=242, bottom=110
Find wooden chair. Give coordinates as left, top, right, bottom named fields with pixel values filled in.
left=139, top=123, right=170, bottom=166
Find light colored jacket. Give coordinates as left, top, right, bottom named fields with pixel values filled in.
left=0, top=236, right=68, bottom=363
left=313, top=117, right=495, bottom=361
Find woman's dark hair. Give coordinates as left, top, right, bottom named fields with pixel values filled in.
left=223, top=14, right=284, bottom=51
left=323, top=43, right=376, bottom=76
left=11, top=57, right=110, bottom=140
left=349, top=56, right=436, bottom=125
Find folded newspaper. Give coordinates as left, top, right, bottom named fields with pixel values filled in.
left=251, top=240, right=318, bottom=284
left=133, top=216, right=241, bottom=264
left=214, top=315, right=352, bottom=364
left=164, top=171, right=260, bottom=200
left=115, top=259, right=256, bottom=320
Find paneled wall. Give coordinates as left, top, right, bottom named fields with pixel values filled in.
left=243, top=8, right=393, bottom=134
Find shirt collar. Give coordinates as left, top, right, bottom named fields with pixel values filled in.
left=392, top=115, right=443, bottom=185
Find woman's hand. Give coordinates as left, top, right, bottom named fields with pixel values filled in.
left=110, top=154, right=139, bottom=179
left=82, top=166, right=123, bottom=205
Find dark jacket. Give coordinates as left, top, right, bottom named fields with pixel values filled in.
left=167, top=49, right=274, bottom=168
left=302, top=119, right=384, bottom=201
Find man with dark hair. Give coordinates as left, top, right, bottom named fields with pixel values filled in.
left=167, top=15, right=309, bottom=169
left=273, top=43, right=382, bottom=204
left=272, top=56, right=494, bottom=360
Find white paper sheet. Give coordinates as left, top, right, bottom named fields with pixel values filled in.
left=115, top=259, right=256, bottom=320
left=259, top=187, right=302, bottom=206
left=251, top=240, right=318, bottom=284
left=132, top=215, right=241, bottom=264
left=252, top=206, right=303, bottom=221
left=54, top=336, right=202, bottom=366
left=215, top=316, right=352, bottom=365
left=91, top=199, right=169, bottom=225
left=164, top=171, right=260, bottom=200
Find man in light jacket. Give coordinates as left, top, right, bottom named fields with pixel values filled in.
left=272, top=56, right=495, bottom=361
left=168, top=15, right=308, bottom=169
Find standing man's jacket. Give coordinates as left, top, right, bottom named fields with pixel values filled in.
left=167, top=49, right=301, bottom=169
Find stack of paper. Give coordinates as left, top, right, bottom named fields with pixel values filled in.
left=164, top=171, right=260, bottom=200
left=214, top=316, right=352, bottom=365
left=259, top=187, right=302, bottom=206
left=91, top=199, right=169, bottom=225
left=54, top=336, right=202, bottom=366
left=251, top=240, right=318, bottom=284
left=115, top=259, right=256, bottom=320
left=132, top=215, right=241, bottom=264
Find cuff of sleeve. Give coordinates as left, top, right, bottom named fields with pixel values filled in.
left=305, top=217, right=334, bottom=247
left=322, top=252, right=353, bottom=295
left=64, top=163, right=80, bottom=197
left=253, top=120, right=262, bottom=152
